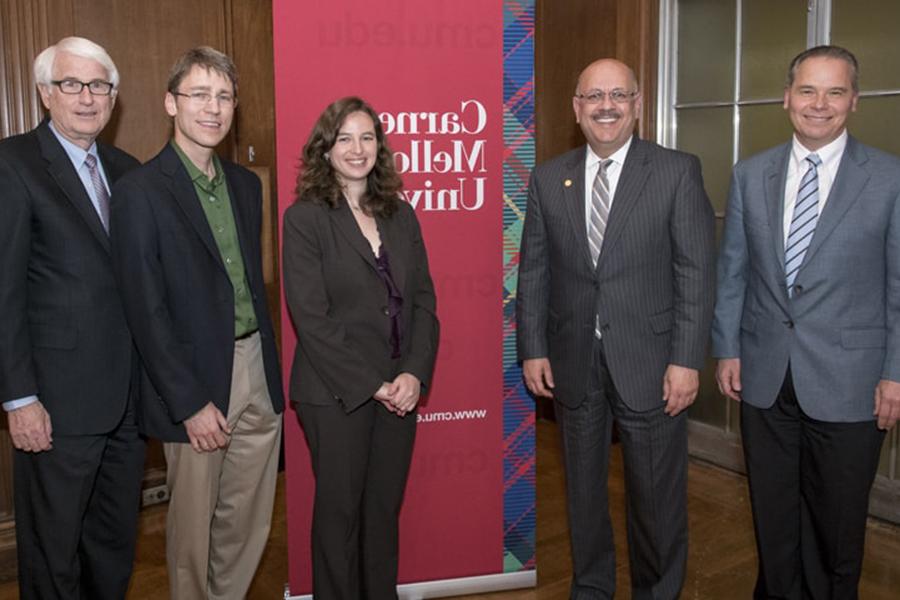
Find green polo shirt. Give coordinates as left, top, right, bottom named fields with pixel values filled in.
left=172, top=141, right=258, bottom=338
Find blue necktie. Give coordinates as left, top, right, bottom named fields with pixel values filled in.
left=784, top=153, right=822, bottom=296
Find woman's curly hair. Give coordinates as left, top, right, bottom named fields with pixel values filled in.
left=295, top=96, right=403, bottom=217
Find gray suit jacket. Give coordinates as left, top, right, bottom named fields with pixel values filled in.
left=517, top=138, right=716, bottom=410
left=711, top=136, right=900, bottom=422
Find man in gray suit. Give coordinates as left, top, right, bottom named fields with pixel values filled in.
left=517, top=58, right=715, bottom=599
left=713, top=45, right=900, bottom=599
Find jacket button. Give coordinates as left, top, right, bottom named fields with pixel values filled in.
left=783, top=320, right=794, bottom=329
left=794, top=285, right=803, bottom=294
left=382, top=306, right=390, bottom=316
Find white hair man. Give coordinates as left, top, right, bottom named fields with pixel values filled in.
left=0, top=36, right=144, bottom=599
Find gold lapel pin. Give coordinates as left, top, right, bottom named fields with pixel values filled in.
left=564, top=179, right=572, bottom=187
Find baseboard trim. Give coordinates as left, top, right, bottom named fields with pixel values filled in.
left=286, top=570, right=536, bottom=599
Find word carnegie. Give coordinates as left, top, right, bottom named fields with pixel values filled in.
left=380, top=99, right=489, bottom=212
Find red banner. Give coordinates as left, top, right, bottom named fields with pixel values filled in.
left=273, top=0, right=507, bottom=594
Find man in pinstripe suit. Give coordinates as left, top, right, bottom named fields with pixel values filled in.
left=517, top=59, right=715, bottom=599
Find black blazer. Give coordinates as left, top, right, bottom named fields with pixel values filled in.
left=0, top=120, right=139, bottom=434
left=282, top=197, right=439, bottom=413
left=109, top=144, right=284, bottom=442
left=516, top=138, right=716, bottom=410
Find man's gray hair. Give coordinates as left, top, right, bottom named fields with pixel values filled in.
left=786, top=45, right=859, bottom=93
left=33, top=37, right=120, bottom=90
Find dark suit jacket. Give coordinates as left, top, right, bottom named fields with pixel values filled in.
left=282, top=198, right=439, bottom=413
left=712, top=136, right=900, bottom=422
left=517, top=138, right=716, bottom=410
left=109, top=144, right=284, bottom=442
left=0, top=120, right=139, bottom=434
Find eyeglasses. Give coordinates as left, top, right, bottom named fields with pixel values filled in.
left=575, top=89, right=638, bottom=105
left=51, top=79, right=114, bottom=96
left=172, top=91, right=238, bottom=107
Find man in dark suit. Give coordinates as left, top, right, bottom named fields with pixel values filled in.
left=109, top=47, right=284, bottom=600
left=0, top=37, right=143, bottom=599
left=517, top=58, right=715, bottom=599
left=712, top=45, right=900, bottom=599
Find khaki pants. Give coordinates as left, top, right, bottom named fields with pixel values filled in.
left=164, top=332, right=282, bottom=600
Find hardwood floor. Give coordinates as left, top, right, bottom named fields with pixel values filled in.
left=1, top=419, right=898, bottom=599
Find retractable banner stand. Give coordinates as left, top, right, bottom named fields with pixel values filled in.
left=273, top=1, right=535, bottom=597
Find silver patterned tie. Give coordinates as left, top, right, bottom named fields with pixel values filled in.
left=84, top=153, right=110, bottom=232
left=784, top=153, right=822, bottom=296
left=589, top=159, right=613, bottom=267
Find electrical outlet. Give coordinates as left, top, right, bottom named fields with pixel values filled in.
left=142, top=484, right=170, bottom=507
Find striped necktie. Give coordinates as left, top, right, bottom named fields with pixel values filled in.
left=589, top=159, right=613, bottom=267
left=784, top=153, right=822, bottom=296
left=84, top=153, right=110, bottom=232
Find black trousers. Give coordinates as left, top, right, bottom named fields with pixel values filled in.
left=299, top=399, right=417, bottom=600
left=14, top=400, right=145, bottom=600
left=741, top=369, right=885, bottom=600
left=556, top=339, right=688, bottom=600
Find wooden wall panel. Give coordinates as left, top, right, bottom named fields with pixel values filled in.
left=68, top=0, right=229, bottom=161
left=616, top=0, right=658, bottom=138
left=229, top=0, right=281, bottom=341
left=535, top=0, right=658, bottom=163
left=536, top=0, right=618, bottom=163
left=0, top=0, right=73, bottom=138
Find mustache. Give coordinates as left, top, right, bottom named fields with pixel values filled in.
left=591, top=109, right=621, bottom=120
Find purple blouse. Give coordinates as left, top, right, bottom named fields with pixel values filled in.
left=374, top=245, right=404, bottom=358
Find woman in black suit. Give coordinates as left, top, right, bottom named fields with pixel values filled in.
left=283, top=96, right=439, bottom=599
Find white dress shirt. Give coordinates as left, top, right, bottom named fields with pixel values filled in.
left=782, top=130, right=847, bottom=244
left=584, top=135, right=633, bottom=238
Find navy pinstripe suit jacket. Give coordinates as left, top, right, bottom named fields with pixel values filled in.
left=517, top=137, right=716, bottom=410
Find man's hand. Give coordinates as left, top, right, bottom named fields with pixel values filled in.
left=874, top=379, right=900, bottom=430
left=716, top=358, right=743, bottom=402
left=8, top=401, right=53, bottom=452
left=183, top=402, right=231, bottom=453
left=523, top=358, right=555, bottom=398
left=663, top=364, right=699, bottom=416
left=387, top=373, right=421, bottom=417
left=374, top=382, right=398, bottom=414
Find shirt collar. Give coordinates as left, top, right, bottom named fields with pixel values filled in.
left=48, top=120, right=100, bottom=169
left=791, top=129, right=847, bottom=169
left=586, top=134, right=633, bottom=170
left=171, top=140, right=224, bottom=187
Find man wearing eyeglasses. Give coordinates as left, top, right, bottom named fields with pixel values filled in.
left=0, top=37, right=143, bottom=599
left=109, top=47, right=284, bottom=600
left=517, top=58, right=715, bottom=599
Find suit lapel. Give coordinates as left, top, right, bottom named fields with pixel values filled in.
left=764, top=144, right=791, bottom=273
left=159, top=145, right=226, bottom=273
left=561, top=150, right=592, bottom=272
left=331, top=200, right=378, bottom=270
left=37, top=123, right=110, bottom=252
left=596, top=138, right=650, bottom=271
left=802, top=137, right=869, bottom=266
left=224, top=165, right=259, bottom=288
